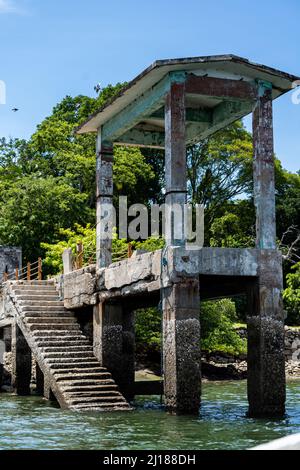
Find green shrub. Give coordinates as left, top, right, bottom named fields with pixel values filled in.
left=134, top=307, right=161, bottom=355
left=201, top=298, right=247, bottom=355
left=283, top=262, right=300, bottom=325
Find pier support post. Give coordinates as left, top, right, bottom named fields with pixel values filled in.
left=96, top=134, right=114, bottom=268
left=11, top=323, right=31, bottom=395
left=247, top=81, right=285, bottom=418
left=93, top=301, right=135, bottom=400
left=247, top=252, right=285, bottom=417
left=162, top=278, right=201, bottom=414
left=164, top=75, right=187, bottom=246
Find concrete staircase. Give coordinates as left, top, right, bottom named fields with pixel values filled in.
left=7, top=280, right=131, bottom=412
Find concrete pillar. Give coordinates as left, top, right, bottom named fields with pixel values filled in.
left=249, top=81, right=285, bottom=417
left=122, top=307, right=135, bottom=401
left=35, top=361, right=44, bottom=395
left=252, top=81, right=276, bottom=249
left=62, top=248, right=73, bottom=274
left=247, top=251, right=285, bottom=417
left=93, top=301, right=135, bottom=400
left=162, top=278, right=201, bottom=414
left=11, top=322, right=31, bottom=395
left=96, top=133, right=114, bottom=268
left=165, top=79, right=187, bottom=246
left=42, top=374, right=55, bottom=401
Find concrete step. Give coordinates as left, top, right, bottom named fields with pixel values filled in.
left=47, top=360, right=100, bottom=368
left=34, top=337, right=88, bottom=345
left=32, top=330, right=85, bottom=337
left=41, top=345, right=93, bottom=353
left=66, top=390, right=120, bottom=398
left=21, top=306, right=66, bottom=312
left=36, top=340, right=91, bottom=348
left=70, top=403, right=131, bottom=411
left=55, top=372, right=112, bottom=382
left=23, top=312, right=74, bottom=318
left=21, top=300, right=63, bottom=307
left=45, top=356, right=97, bottom=363
left=16, top=295, right=59, bottom=301
left=13, top=285, right=56, bottom=292
left=12, top=280, right=54, bottom=286
left=53, top=366, right=108, bottom=375
left=43, top=351, right=94, bottom=359
left=28, top=324, right=80, bottom=331
left=60, top=379, right=116, bottom=389
left=25, top=317, right=76, bottom=324
left=67, top=396, right=126, bottom=405
left=62, top=384, right=118, bottom=393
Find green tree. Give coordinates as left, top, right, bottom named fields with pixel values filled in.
left=0, top=176, right=91, bottom=262
left=201, top=298, right=247, bottom=355
left=283, top=262, right=300, bottom=325
left=210, top=212, right=254, bottom=247
left=187, top=120, right=253, bottom=228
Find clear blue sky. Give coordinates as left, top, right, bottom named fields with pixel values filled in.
left=0, top=0, right=299, bottom=172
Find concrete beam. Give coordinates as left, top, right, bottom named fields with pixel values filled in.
left=186, top=100, right=253, bottom=145
left=185, top=74, right=256, bottom=101
left=151, top=107, right=212, bottom=123
left=102, top=72, right=185, bottom=142
left=115, top=128, right=165, bottom=149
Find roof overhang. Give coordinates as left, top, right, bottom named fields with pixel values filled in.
left=76, top=55, right=300, bottom=147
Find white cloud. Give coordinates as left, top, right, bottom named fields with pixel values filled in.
left=0, top=0, right=22, bottom=14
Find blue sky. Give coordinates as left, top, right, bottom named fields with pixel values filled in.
left=0, top=0, right=299, bottom=172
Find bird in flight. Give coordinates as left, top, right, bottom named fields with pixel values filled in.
left=94, top=83, right=101, bottom=94
left=12, top=107, right=19, bottom=112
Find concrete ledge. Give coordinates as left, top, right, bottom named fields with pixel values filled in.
left=171, top=247, right=261, bottom=277
left=60, top=247, right=283, bottom=308
left=63, top=265, right=98, bottom=309
left=104, top=250, right=162, bottom=290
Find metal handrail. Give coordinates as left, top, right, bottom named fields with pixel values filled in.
left=2, top=257, right=43, bottom=284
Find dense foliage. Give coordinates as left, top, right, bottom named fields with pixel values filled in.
left=201, top=299, right=247, bottom=355
left=283, top=262, right=300, bottom=325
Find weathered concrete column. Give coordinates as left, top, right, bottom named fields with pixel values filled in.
left=11, top=323, right=31, bottom=395
left=96, top=133, right=114, bottom=268
left=162, top=278, right=201, bottom=414
left=248, top=82, right=285, bottom=417
left=165, top=76, right=187, bottom=246
left=253, top=81, right=276, bottom=249
left=247, top=251, right=285, bottom=418
left=122, top=307, right=135, bottom=401
left=93, top=301, right=135, bottom=400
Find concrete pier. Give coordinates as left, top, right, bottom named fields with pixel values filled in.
left=163, top=279, right=201, bottom=414
left=3, top=55, right=297, bottom=416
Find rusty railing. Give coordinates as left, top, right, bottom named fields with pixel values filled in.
left=2, top=258, right=43, bottom=283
